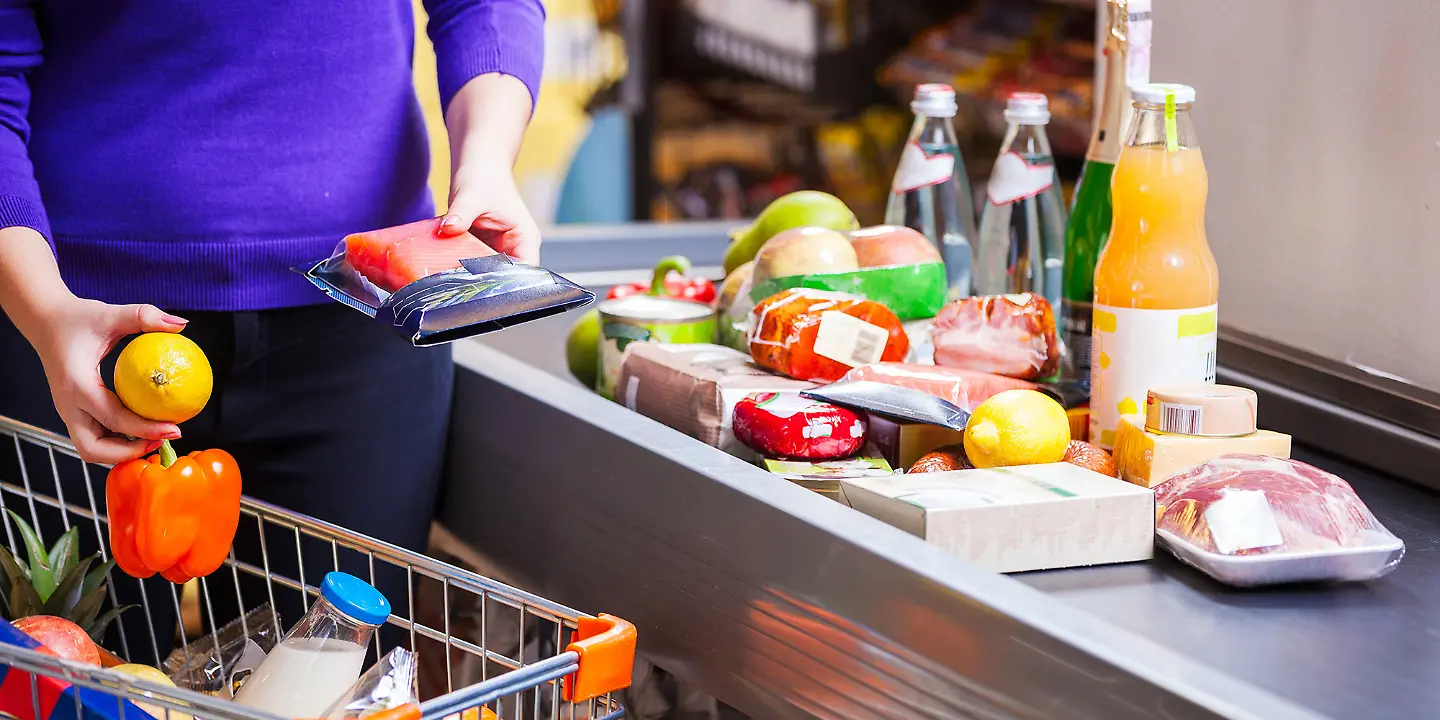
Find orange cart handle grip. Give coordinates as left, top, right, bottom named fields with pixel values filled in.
left=563, top=613, right=637, bottom=703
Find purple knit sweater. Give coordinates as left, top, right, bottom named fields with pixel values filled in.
left=0, top=0, right=544, bottom=311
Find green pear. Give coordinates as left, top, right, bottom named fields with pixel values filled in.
left=723, top=191, right=858, bottom=275
left=565, top=308, right=601, bottom=389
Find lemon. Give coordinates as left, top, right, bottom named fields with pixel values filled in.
left=110, top=664, right=190, bottom=720
left=114, top=333, right=213, bottom=423
left=963, top=389, right=1071, bottom=469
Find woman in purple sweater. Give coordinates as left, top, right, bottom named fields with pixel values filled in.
left=0, top=1, right=543, bottom=660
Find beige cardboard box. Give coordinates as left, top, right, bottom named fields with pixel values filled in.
left=841, top=463, right=1155, bottom=573
left=617, top=343, right=816, bottom=459
left=865, top=415, right=966, bottom=470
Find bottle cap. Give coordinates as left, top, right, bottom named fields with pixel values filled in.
left=1002, top=92, right=1050, bottom=124
left=911, top=83, right=958, bottom=118
left=1132, top=82, right=1197, bottom=105
left=321, top=572, right=391, bottom=626
left=1145, top=384, right=1258, bottom=437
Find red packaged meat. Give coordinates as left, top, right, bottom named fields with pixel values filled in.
left=839, top=362, right=1037, bottom=410
left=932, top=293, right=1060, bottom=380
left=732, top=392, right=867, bottom=461
left=1154, top=454, right=1405, bottom=587
left=748, top=288, right=909, bottom=382
left=344, top=217, right=498, bottom=293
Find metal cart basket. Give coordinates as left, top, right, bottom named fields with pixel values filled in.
left=0, top=415, right=634, bottom=720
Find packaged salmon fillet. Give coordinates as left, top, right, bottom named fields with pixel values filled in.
left=300, top=217, right=592, bottom=346
left=747, top=288, right=909, bottom=382
left=839, top=362, right=1037, bottom=409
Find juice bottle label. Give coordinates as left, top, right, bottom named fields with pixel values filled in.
left=1088, top=303, right=1218, bottom=449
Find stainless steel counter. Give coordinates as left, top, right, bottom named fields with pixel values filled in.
left=439, top=224, right=1440, bottom=719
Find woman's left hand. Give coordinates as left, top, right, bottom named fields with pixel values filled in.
left=439, top=73, right=542, bottom=265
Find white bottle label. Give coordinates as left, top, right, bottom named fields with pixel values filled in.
left=891, top=140, right=955, bottom=194
left=1089, top=303, right=1218, bottom=449
left=985, top=152, right=1056, bottom=206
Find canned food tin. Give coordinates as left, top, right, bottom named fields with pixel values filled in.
left=597, top=295, right=716, bottom=399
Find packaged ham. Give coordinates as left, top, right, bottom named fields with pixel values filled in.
left=747, top=288, right=909, bottom=382
left=1154, top=454, right=1405, bottom=587
left=932, top=293, right=1060, bottom=380
left=839, top=363, right=1037, bottom=410
left=732, top=393, right=867, bottom=461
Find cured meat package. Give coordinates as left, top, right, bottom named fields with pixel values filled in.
left=747, top=288, right=909, bottom=382
left=301, top=217, right=592, bottom=346
left=732, top=393, right=867, bottom=461
left=932, top=293, right=1060, bottom=380
left=1154, top=454, right=1405, bottom=586
left=838, top=363, right=1038, bottom=410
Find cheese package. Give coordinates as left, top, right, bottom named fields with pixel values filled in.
left=763, top=457, right=892, bottom=503
left=616, top=343, right=815, bottom=459
left=865, top=415, right=966, bottom=470
left=841, top=463, right=1155, bottom=573
left=1113, top=414, right=1292, bottom=488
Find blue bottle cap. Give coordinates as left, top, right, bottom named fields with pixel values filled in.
left=320, top=572, right=391, bottom=626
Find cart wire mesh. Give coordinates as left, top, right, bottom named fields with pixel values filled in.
left=0, top=414, right=627, bottom=720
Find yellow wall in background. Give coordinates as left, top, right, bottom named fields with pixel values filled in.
left=413, top=0, right=452, bottom=212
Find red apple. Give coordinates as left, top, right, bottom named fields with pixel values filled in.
left=13, top=616, right=101, bottom=665
left=849, top=225, right=942, bottom=268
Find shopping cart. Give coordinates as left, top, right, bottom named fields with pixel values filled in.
left=0, top=414, right=634, bottom=720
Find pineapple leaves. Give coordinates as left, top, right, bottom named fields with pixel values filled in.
left=0, top=544, right=34, bottom=619
left=42, top=555, right=94, bottom=618
left=47, top=527, right=80, bottom=584
left=6, top=510, right=56, bottom=601
left=84, top=604, right=135, bottom=644
left=83, top=558, right=116, bottom=598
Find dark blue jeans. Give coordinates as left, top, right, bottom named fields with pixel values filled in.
left=0, top=302, right=453, bottom=667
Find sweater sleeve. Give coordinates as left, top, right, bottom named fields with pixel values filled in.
left=424, top=0, right=546, bottom=114
left=0, top=0, right=50, bottom=242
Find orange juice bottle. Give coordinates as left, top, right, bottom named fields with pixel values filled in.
left=1090, top=83, right=1219, bottom=448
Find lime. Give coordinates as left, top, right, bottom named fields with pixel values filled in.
left=565, top=309, right=601, bottom=389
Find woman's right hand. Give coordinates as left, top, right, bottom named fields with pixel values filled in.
left=31, top=297, right=189, bottom=464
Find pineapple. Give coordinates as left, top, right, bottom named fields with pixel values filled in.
left=0, top=510, right=133, bottom=643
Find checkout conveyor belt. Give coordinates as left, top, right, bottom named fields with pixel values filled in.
left=438, top=225, right=1439, bottom=720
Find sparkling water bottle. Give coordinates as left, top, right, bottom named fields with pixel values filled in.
left=974, top=92, right=1068, bottom=312
left=884, top=83, right=979, bottom=299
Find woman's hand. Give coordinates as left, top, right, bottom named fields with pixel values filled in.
left=437, top=73, right=542, bottom=264
left=32, top=298, right=188, bottom=464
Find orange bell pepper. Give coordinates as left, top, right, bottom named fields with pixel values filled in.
left=107, top=441, right=242, bottom=583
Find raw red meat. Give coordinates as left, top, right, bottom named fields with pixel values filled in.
left=344, top=217, right=497, bottom=292
left=732, top=392, right=866, bottom=461
left=839, top=362, right=1037, bottom=410
left=931, top=293, right=1059, bottom=379
left=1155, top=454, right=1393, bottom=556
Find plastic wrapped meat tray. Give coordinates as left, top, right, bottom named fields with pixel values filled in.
left=1154, top=453, right=1405, bottom=587
left=931, top=293, right=1060, bottom=380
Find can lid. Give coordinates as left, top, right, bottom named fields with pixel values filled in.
left=911, top=83, right=958, bottom=118
left=1003, top=92, right=1050, bottom=124
left=598, top=294, right=713, bottom=322
left=321, top=572, right=391, bottom=626
left=1145, top=384, right=1258, bottom=437
left=1132, top=82, right=1197, bottom=105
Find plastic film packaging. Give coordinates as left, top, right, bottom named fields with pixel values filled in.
left=749, top=263, right=948, bottom=322
left=1154, top=454, right=1405, bottom=587
left=747, top=289, right=909, bottom=382
left=163, top=604, right=282, bottom=698
left=322, top=647, right=418, bottom=719
left=932, top=293, right=1060, bottom=380
left=839, top=363, right=1038, bottom=410
left=300, top=217, right=593, bottom=347
left=803, top=381, right=970, bottom=431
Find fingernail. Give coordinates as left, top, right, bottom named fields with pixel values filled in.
left=162, top=431, right=182, bottom=440
left=162, top=313, right=188, bottom=326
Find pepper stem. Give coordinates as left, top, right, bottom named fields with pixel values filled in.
left=647, top=256, right=691, bottom=296
left=159, top=440, right=178, bottom=468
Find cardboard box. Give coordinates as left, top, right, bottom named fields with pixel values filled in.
left=617, top=343, right=816, bottom=459
left=865, top=415, right=965, bottom=470
left=763, top=457, right=892, bottom=503
left=841, top=463, right=1155, bottom=573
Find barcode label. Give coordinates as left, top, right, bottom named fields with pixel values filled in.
left=1160, top=402, right=1204, bottom=435
left=1204, top=350, right=1217, bottom=383
left=813, top=312, right=889, bottom=368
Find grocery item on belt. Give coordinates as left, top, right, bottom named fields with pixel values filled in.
left=606, top=255, right=716, bottom=304
left=302, top=217, right=593, bottom=347
left=1062, top=440, right=1116, bottom=478
left=932, top=293, right=1060, bottom=380
left=1154, top=454, right=1405, bottom=586
left=907, top=444, right=973, bottom=474
left=764, top=457, right=893, bottom=504
left=901, top=320, right=935, bottom=364
left=748, top=226, right=949, bottom=321
left=732, top=393, right=867, bottom=461
left=615, top=343, right=815, bottom=460
left=747, top=289, right=909, bottom=382
left=802, top=381, right=970, bottom=431
left=1112, top=414, right=1291, bottom=488
left=839, top=362, right=1038, bottom=409
left=962, top=389, right=1071, bottom=469
left=842, top=463, right=1154, bottom=573
left=1144, top=384, right=1258, bottom=437
left=869, top=418, right=966, bottom=471
left=717, top=261, right=757, bottom=352
left=596, top=295, right=716, bottom=400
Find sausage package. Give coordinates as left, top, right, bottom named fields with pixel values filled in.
left=300, top=217, right=593, bottom=346
left=932, top=293, right=1060, bottom=380
left=748, top=289, right=909, bottom=382
left=732, top=393, right=867, bottom=461
left=1154, top=454, right=1405, bottom=587
left=839, top=363, right=1038, bottom=410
